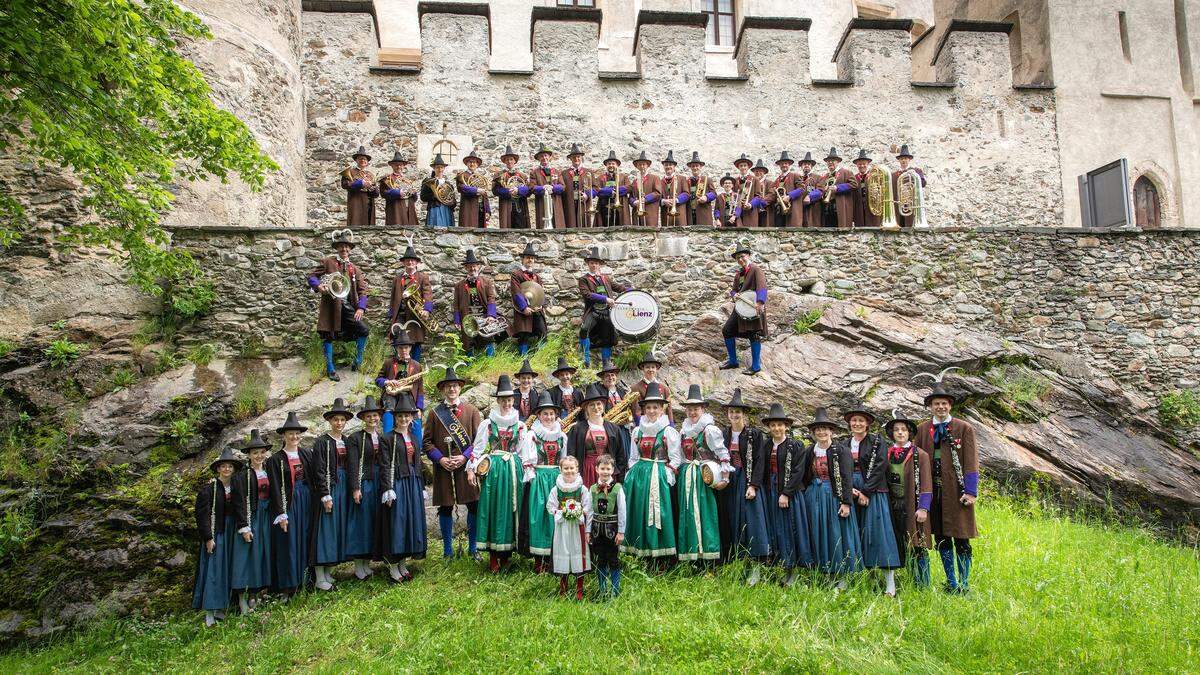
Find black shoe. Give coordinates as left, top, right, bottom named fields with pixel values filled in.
left=351, top=362, right=361, bottom=372
left=742, top=367, right=761, bottom=376
left=327, top=371, right=340, bottom=382
left=719, top=361, right=740, bottom=370
left=469, top=552, right=483, bottom=563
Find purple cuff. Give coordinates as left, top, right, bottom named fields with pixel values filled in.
left=755, top=289, right=767, bottom=303
left=705, top=191, right=716, bottom=202
left=552, top=184, right=563, bottom=195
left=618, top=186, right=628, bottom=196
left=423, top=301, right=433, bottom=313
left=750, top=197, right=766, bottom=209
left=429, top=449, right=444, bottom=463
left=835, top=183, right=851, bottom=194
left=808, top=189, right=823, bottom=201
left=462, top=185, right=477, bottom=197
left=357, top=295, right=368, bottom=311
left=376, top=377, right=388, bottom=389
left=387, top=188, right=402, bottom=198
left=588, top=293, right=607, bottom=303
left=308, top=275, right=321, bottom=290
left=462, top=445, right=474, bottom=460
left=486, top=303, right=497, bottom=318
left=415, top=394, right=425, bottom=409
left=517, top=185, right=530, bottom=198
left=644, top=194, right=657, bottom=204
left=918, top=492, right=933, bottom=511
left=598, top=187, right=614, bottom=198
left=787, top=188, right=805, bottom=201
left=533, top=185, right=545, bottom=195
left=964, top=472, right=979, bottom=497
left=351, top=179, right=364, bottom=189
left=676, top=193, right=689, bottom=204
left=497, top=187, right=511, bottom=197
left=514, top=293, right=528, bottom=310
left=453, top=311, right=462, bottom=326
left=733, top=207, right=743, bottom=217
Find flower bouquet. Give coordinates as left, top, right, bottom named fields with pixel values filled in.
left=561, top=498, right=583, bottom=522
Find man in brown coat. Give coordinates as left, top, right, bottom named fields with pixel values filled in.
left=424, top=367, right=483, bottom=560
left=719, top=242, right=768, bottom=375
left=627, top=151, right=661, bottom=228
left=507, top=242, right=547, bottom=356
left=386, top=244, right=433, bottom=362
left=339, top=146, right=378, bottom=227
left=714, top=174, right=738, bottom=227
left=659, top=150, right=688, bottom=228
left=594, top=152, right=629, bottom=227
left=576, top=246, right=631, bottom=367
left=452, top=249, right=498, bottom=358
left=380, top=151, right=419, bottom=227
left=915, top=382, right=979, bottom=593
left=891, top=144, right=928, bottom=228
left=728, top=154, right=757, bottom=227
left=455, top=150, right=491, bottom=228
left=815, top=147, right=857, bottom=229
left=492, top=146, right=529, bottom=229
left=562, top=144, right=593, bottom=229
left=797, top=152, right=824, bottom=228
left=684, top=152, right=717, bottom=227
left=528, top=145, right=565, bottom=230
left=851, top=150, right=883, bottom=228
left=307, top=229, right=369, bottom=381
left=768, top=151, right=804, bottom=228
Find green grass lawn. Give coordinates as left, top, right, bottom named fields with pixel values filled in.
left=3, top=497, right=1197, bottom=673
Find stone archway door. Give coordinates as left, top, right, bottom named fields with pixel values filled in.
left=1133, top=175, right=1161, bottom=229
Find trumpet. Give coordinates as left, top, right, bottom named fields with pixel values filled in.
left=775, top=185, right=791, bottom=214
left=603, top=391, right=641, bottom=426
left=635, top=175, right=646, bottom=219
left=823, top=175, right=836, bottom=204
left=586, top=170, right=598, bottom=218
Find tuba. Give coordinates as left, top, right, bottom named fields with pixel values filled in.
left=867, top=166, right=899, bottom=230
left=319, top=271, right=351, bottom=301
left=896, top=169, right=928, bottom=229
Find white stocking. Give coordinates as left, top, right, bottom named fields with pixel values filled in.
left=884, top=569, right=896, bottom=595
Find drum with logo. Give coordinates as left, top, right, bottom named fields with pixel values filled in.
left=700, top=460, right=729, bottom=490
left=610, top=290, right=660, bottom=343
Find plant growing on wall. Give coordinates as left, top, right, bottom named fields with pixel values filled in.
left=0, top=0, right=277, bottom=296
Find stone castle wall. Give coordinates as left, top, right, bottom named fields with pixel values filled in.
left=304, top=11, right=1061, bottom=230
left=173, top=225, right=1200, bottom=399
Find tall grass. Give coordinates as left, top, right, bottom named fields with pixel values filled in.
left=3, top=496, right=1197, bottom=672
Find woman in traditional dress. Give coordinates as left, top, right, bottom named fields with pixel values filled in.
left=884, top=410, right=933, bottom=589
left=718, top=388, right=771, bottom=584
left=760, top=404, right=814, bottom=587
left=345, top=396, right=385, bottom=579
left=311, top=398, right=354, bottom=591
left=622, top=383, right=681, bottom=568
left=378, top=392, right=427, bottom=582
left=193, top=448, right=242, bottom=626
left=266, top=412, right=314, bottom=598
left=843, top=403, right=901, bottom=596
left=526, top=391, right=567, bottom=573
left=802, top=408, right=862, bottom=588
left=676, top=385, right=731, bottom=565
left=231, top=429, right=272, bottom=614
left=567, top=384, right=628, bottom=486
left=546, top=455, right=591, bottom=600
left=469, top=375, right=530, bottom=573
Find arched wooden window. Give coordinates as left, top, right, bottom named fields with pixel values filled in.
left=432, top=139, right=459, bottom=166
left=1133, top=175, right=1161, bottom=229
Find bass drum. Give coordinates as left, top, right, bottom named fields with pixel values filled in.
left=610, top=290, right=660, bottom=343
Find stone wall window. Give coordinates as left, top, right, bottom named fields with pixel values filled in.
left=432, top=139, right=460, bottom=166
left=1133, top=175, right=1161, bottom=229
left=703, top=0, right=735, bottom=47
left=557, top=0, right=594, bottom=6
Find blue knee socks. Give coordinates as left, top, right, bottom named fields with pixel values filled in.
left=411, top=344, right=422, bottom=362
left=724, top=337, right=738, bottom=365
left=467, top=511, right=478, bottom=554
left=957, top=553, right=972, bottom=590
left=485, top=343, right=495, bottom=358
left=439, top=515, right=454, bottom=557
left=579, top=337, right=591, bottom=366
left=596, top=567, right=609, bottom=594
left=939, top=548, right=958, bottom=590
left=915, top=552, right=931, bottom=587
left=354, top=336, right=367, bottom=367
left=610, top=568, right=621, bottom=596
left=519, top=341, right=529, bottom=356
left=382, top=410, right=395, bottom=434
left=600, top=346, right=612, bottom=362
left=323, top=341, right=335, bottom=374
left=750, top=340, right=762, bottom=371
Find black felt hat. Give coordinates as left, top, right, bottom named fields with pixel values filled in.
left=638, top=351, right=664, bottom=368
left=633, top=151, right=651, bottom=165
left=806, top=407, right=841, bottom=431
left=731, top=241, right=752, bottom=257
left=720, top=173, right=735, bottom=185
left=390, top=324, right=414, bottom=346
left=242, top=429, right=271, bottom=451
left=799, top=151, right=816, bottom=165
left=534, top=390, right=558, bottom=413
left=534, top=144, right=554, bottom=159
left=752, top=158, right=769, bottom=173
left=734, top=153, right=753, bottom=167
left=567, top=143, right=585, bottom=158
left=687, top=151, right=705, bottom=166
left=462, top=249, right=482, bottom=266
left=400, top=245, right=421, bottom=261
left=463, top=150, right=482, bottom=166
left=884, top=410, right=919, bottom=441
left=842, top=402, right=876, bottom=425
left=582, top=245, right=605, bottom=262
left=598, top=357, right=620, bottom=374
left=519, top=242, right=539, bottom=259
left=389, top=151, right=408, bottom=165
left=276, top=412, right=307, bottom=434
left=853, top=149, right=872, bottom=163
left=516, top=359, right=538, bottom=377
left=896, top=144, right=914, bottom=159
left=552, top=357, right=577, bottom=376
left=776, top=151, right=794, bottom=165
left=723, top=388, right=753, bottom=410
left=662, top=150, right=678, bottom=165
left=324, top=398, right=354, bottom=421
left=824, top=147, right=842, bottom=162
left=640, top=381, right=668, bottom=404
left=494, top=374, right=515, bottom=398
left=924, top=382, right=957, bottom=407
left=209, top=446, right=245, bottom=473
left=393, top=391, right=419, bottom=414
left=603, top=151, right=621, bottom=165
left=582, top=383, right=607, bottom=403
left=437, top=367, right=466, bottom=389
left=682, top=384, right=706, bottom=405
left=351, top=145, right=371, bottom=161
left=331, top=229, right=356, bottom=249
left=358, top=395, right=386, bottom=418
left=430, top=153, right=447, bottom=167
left=762, top=403, right=794, bottom=425
left=500, top=145, right=520, bottom=162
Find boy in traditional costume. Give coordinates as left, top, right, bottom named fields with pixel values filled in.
left=590, top=454, right=626, bottom=598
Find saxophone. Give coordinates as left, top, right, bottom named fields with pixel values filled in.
left=603, top=391, right=641, bottom=426
left=384, top=369, right=425, bottom=396
left=524, top=403, right=583, bottom=431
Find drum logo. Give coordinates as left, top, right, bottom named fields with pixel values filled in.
left=623, top=307, right=655, bottom=318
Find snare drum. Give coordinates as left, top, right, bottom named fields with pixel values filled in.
left=700, top=460, right=729, bottom=490
left=610, top=290, right=660, bottom=343
left=734, top=290, right=759, bottom=320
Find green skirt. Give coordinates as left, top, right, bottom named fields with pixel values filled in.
left=676, top=461, right=721, bottom=561
left=527, top=465, right=560, bottom=556
left=622, top=459, right=677, bottom=558
left=477, top=452, right=523, bottom=552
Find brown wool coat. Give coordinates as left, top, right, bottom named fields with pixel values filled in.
left=561, top=166, right=595, bottom=228
left=892, top=167, right=927, bottom=228
left=508, top=268, right=543, bottom=336
left=380, top=173, right=419, bottom=227
left=730, top=263, right=769, bottom=337
left=310, top=256, right=368, bottom=334
left=387, top=271, right=433, bottom=344
left=714, top=192, right=737, bottom=227
left=915, top=417, right=979, bottom=539
left=766, top=172, right=804, bottom=227
left=377, top=356, right=424, bottom=407
left=799, top=172, right=824, bottom=228
left=658, top=173, right=689, bottom=228
left=594, top=169, right=630, bottom=227
left=684, top=175, right=717, bottom=227
left=340, top=167, right=378, bottom=227
left=851, top=170, right=883, bottom=228
left=731, top=174, right=767, bottom=228
left=576, top=273, right=630, bottom=324
left=818, top=166, right=858, bottom=229
left=896, top=446, right=934, bottom=549
left=627, top=173, right=662, bottom=227
left=492, top=169, right=529, bottom=229
left=455, top=170, right=491, bottom=228
left=630, top=379, right=673, bottom=424
left=527, top=165, right=566, bottom=229
left=423, top=401, right=482, bottom=506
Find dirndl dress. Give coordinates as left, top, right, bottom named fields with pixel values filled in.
left=232, top=474, right=272, bottom=591
left=345, top=458, right=378, bottom=559
left=854, top=469, right=900, bottom=570
left=805, top=458, right=863, bottom=575
left=476, top=450, right=523, bottom=552
left=272, top=456, right=312, bottom=591
left=623, top=456, right=676, bottom=560
left=676, top=460, right=721, bottom=562
left=762, top=473, right=814, bottom=569
left=719, top=465, right=771, bottom=559
left=193, top=510, right=235, bottom=610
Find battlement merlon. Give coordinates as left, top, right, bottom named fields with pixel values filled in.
left=933, top=20, right=1018, bottom=91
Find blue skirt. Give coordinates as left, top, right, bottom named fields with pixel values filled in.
left=718, top=467, right=771, bottom=559
left=273, top=480, right=312, bottom=591
left=192, top=515, right=235, bottom=610
left=315, top=468, right=349, bottom=565
left=427, top=204, right=453, bottom=228
left=762, top=482, right=814, bottom=569
left=232, top=499, right=272, bottom=590
left=859, top=491, right=901, bottom=569
left=345, top=465, right=378, bottom=559
left=384, top=474, right=428, bottom=558
left=804, top=478, right=863, bottom=575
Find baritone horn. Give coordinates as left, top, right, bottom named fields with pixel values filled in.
left=896, top=169, right=928, bottom=229
left=319, top=272, right=351, bottom=301
left=867, top=166, right=899, bottom=230
left=401, top=284, right=439, bottom=334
